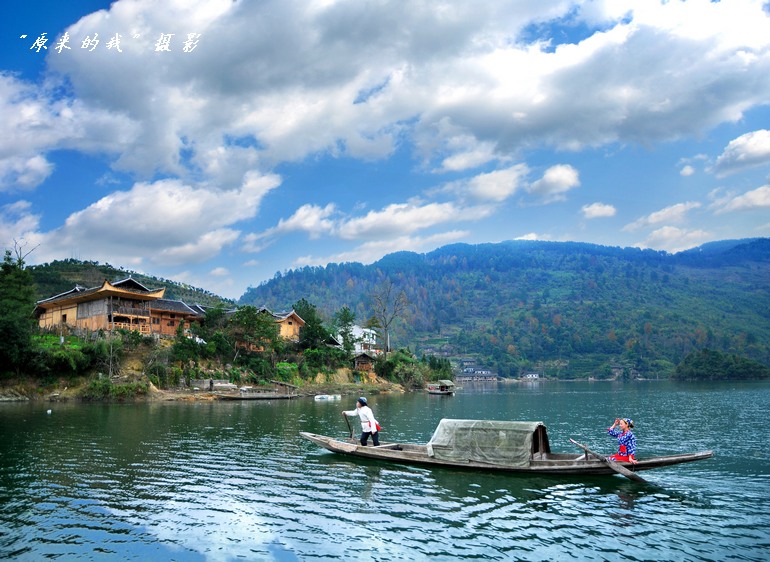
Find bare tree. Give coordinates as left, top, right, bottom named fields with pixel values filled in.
left=12, top=238, right=39, bottom=266
left=369, top=278, right=410, bottom=358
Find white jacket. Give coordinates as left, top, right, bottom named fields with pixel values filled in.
left=344, top=405, right=378, bottom=433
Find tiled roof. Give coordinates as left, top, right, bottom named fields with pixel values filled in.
left=151, top=299, right=201, bottom=316
left=36, top=277, right=163, bottom=305
left=36, top=284, right=96, bottom=304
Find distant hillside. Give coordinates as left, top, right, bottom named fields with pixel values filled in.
left=29, top=259, right=233, bottom=308
left=239, top=238, right=770, bottom=378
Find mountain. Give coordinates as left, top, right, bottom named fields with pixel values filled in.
left=28, top=259, right=233, bottom=308
left=239, top=238, right=770, bottom=378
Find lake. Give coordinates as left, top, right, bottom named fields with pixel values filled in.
left=1, top=380, right=769, bottom=561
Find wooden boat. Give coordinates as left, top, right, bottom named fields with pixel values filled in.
left=426, top=380, right=456, bottom=395
left=300, top=419, right=713, bottom=478
left=218, top=389, right=297, bottom=400
left=219, top=393, right=297, bottom=400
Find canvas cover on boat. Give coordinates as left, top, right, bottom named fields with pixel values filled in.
left=426, top=419, right=544, bottom=467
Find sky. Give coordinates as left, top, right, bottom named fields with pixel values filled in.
left=2, top=0, right=770, bottom=300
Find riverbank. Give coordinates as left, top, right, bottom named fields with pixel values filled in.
left=0, top=375, right=405, bottom=403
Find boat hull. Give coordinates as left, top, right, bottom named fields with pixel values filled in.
left=299, top=432, right=713, bottom=476
left=219, top=393, right=297, bottom=400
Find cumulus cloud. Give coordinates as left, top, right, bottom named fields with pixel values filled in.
left=581, top=202, right=616, bottom=219
left=528, top=165, right=580, bottom=203
left=243, top=199, right=478, bottom=257
left=0, top=74, right=137, bottom=191
left=623, top=201, right=702, bottom=232
left=25, top=0, right=769, bottom=187
left=680, top=165, right=695, bottom=177
left=714, top=185, right=770, bottom=213
left=712, top=130, right=770, bottom=177
left=32, top=173, right=280, bottom=266
left=293, top=230, right=469, bottom=268
left=515, top=232, right=549, bottom=241
left=0, top=201, right=41, bottom=247
left=440, top=165, right=529, bottom=203
left=241, top=203, right=337, bottom=252
left=637, top=226, right=711, bottom=253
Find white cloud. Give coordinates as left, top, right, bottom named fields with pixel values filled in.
left=0, top=201, right=41, bottom=247
left=23, top=0, right=769, bottom=189
left=241, top=203, right=337, bottom=252
left=293, top=230, right=469, bottom=267
left=273, top=204, right=338, bottom=239
left=30, top=173, right=280, bottom=267
left=623, top=201, right=702, bottom=232
left=715, top=185, right=770, bottom=213
left=337, top=201, right=467, bottom=239
left=440, top=164, right=529, bottom=203
left=0, top=74, right=137, bottom=191
left=515, top=232, right=547, bottom=241
left=679, top=165, right=695, bottom=177
left=637, top=226, right=711, bottom=253
left=0, top=155, right=54, bottom=191
left=528, top=165, right=580, bottom=203
left=244, top=198, right=482, bottom=255
left=712, top=130, right=770, bottom=177
left=581, top=202, right=616, bottom=219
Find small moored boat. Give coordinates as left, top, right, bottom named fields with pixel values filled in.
left=426, top=380, right=456, bottom=395
left=300, top=419, right=713, bottom=478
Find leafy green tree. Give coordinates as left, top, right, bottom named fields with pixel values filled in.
left=333, top=305, right=356, bottom=356
left=171, top=320, right=201, bottom=363
left=0, top=248, right=37, bottom=376
left=199, top=305, right=229, bottom=340
left=293, top=298, right=329, bottom=350
left=674, top=348, right=770, bottom=381
left=228, top=306, right=281, bottom=361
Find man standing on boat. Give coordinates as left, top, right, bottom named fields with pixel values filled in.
left=343, top=397, right=380, bottom=446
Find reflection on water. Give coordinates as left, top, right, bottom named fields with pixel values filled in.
left=1, top=381, right=769, bottom=561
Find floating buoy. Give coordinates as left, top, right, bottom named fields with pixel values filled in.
left=47, top=409, right=52, bottom=414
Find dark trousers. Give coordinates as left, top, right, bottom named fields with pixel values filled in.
left=361, top=431, right=380, bottom=446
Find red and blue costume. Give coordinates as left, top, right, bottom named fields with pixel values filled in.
left=607, top=424, right=637, bottom=462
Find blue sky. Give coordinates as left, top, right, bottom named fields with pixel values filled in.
left=2, top=0, right=770, bottom=300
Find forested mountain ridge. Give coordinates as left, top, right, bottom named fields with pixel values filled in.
left=28, top=259, right=233, bottom=308
left=240, top=238, right=770, bottom=378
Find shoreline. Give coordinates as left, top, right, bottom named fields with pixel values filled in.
left=0, top=379, right=406, bottom=403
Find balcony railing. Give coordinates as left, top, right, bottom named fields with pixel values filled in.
left=112, top=322, right=151, bottom=333
left=113, top=306, right=150, bottom=317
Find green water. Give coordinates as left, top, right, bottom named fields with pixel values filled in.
left=1, top=380, right=768, bottom=561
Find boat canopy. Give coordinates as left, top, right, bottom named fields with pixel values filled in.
left=426, top=419, right=550, bottom=468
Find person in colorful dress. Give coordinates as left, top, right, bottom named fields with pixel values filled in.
left=607, top=418, right=638, bottom=464
left=343, top=397, right=380, bottom=446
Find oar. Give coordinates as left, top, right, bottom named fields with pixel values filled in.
left=570, top=438, right=648, bottom=483
left=342, top=412, right=353, bottom=439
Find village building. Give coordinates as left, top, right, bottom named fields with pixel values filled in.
left=336, top=325, right=380, bottom=355
left=33, top=277, right=198, bottom=336
left=233, top=307, right=306, bottom=352
left=353, top=350, right=377, bottom=372
left=261, top=308, right=305, bottom=342
left=34, top=278, right=305, bottom=343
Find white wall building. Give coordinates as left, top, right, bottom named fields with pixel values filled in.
left=338, top=325, right=379, bottom=355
